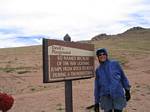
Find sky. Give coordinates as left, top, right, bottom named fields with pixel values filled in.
left=0, top=0, right=150, bottom=48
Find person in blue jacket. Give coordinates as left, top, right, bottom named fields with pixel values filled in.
left=94, top=48, right=131, bottom=112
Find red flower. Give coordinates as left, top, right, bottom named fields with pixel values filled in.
left=0, top=93, right=14, bottom=112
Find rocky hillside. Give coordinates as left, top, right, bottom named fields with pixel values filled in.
left=91, top=26, right=150, bottom=41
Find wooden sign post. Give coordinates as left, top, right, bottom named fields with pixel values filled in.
left=64, top=34, right=73, bottom=112
left=43, top=35, right=95, bottom=112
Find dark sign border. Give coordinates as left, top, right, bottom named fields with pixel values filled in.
left=43, top=38, right=94, bottom=83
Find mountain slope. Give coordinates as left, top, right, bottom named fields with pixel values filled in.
left=91, top=26, right=150, bottom=40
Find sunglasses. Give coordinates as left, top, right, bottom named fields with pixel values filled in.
left=98, top=52, right=107, bottom=56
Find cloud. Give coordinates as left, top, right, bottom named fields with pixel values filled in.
left=0, top=27, right=23, bottom=34
left=0, top=0, right=150, bottom=48
left=0, top=34, right=43, bottom=48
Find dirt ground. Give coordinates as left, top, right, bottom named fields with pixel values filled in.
left=0, top=46, right=150, bottom=112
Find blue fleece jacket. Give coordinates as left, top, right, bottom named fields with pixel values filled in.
left=94, top=59, right=130, bottom=104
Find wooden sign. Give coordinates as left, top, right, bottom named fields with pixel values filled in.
left=43, top=38, right=95, bottom=83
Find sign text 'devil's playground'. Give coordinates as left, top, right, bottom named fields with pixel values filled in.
left=43, top=39, right=95, bottom=83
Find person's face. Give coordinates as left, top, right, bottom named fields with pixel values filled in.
left=98, top=52, right=107, bottom=63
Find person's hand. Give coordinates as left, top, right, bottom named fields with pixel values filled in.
left=94, top=103, right=100, bottom=112
left=125, top=89, right=131, bottom=101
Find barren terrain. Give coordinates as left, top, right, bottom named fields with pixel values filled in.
left=0, top=34, right=150, bottom=112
